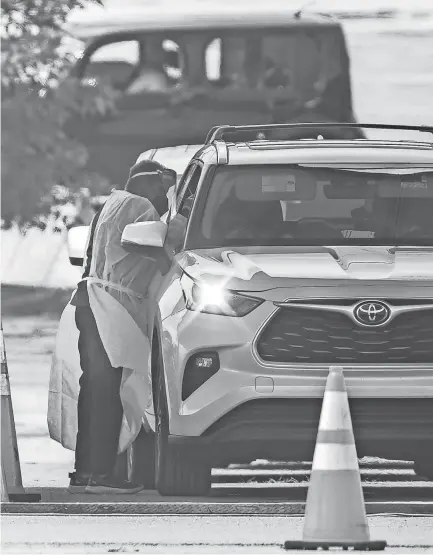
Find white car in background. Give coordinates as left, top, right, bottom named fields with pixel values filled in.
left=136, top=144, right=202, bottom=183
left=136, top=145, right=202, bottom=216
left=67, top=144, right=201, bottom=266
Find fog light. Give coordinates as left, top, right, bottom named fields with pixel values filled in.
left=182, top=352, right=220, bottom=400
left=194, top=355, right=216, bottom=369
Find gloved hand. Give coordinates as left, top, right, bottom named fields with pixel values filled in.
left=165, top=213, right=188, bottom=252
left=152, top=214, right=188, bottom=275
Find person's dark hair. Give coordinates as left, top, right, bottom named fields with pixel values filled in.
left=125, top=160, right=163, bottom=196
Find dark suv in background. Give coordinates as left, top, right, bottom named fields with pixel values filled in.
left=65, top=4, right=359, bottom=186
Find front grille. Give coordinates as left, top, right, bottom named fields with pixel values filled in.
left=257, top=306, right=433, bottom=364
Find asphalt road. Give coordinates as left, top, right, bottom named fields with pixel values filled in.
left=2, top=514, right=433, bottom=553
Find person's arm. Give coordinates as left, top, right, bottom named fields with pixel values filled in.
left=151, top=214, right=188, bottom=275
left=164, top=213, right=187, bottom=254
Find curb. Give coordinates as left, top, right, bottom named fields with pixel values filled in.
left=2, top=501, right=433, bottom=516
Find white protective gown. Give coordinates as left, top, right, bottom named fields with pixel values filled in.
left=48, top=189, right=165, bottom=453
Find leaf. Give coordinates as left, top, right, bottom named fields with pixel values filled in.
left=1, top=0, right=112, bottom=228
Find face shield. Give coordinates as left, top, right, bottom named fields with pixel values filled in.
left=161, top=168, right=177, bottom=194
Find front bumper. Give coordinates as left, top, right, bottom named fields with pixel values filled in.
left=168, top=398, right=433, bottom=465
left=160, top=304, right=433, bottom=465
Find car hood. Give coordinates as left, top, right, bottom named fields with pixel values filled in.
left=179, top=246, right=433, bottom=299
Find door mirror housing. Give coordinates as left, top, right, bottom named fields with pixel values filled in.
left=121, top=220, right=168, bottom=249
left=67, top=225, right=89, bottom=267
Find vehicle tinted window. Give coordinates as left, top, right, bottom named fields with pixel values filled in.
left=83, top=40, right=140, bottom=88
left=178, top=165, right=202, bottom=219
left=189, top=165, right=433, bottom=248
left=205, top=38, right=222, bottom=82
left=81, top=36, right=183, bottom=93
left=261, top=31, right=342, bottom=97
left=200, top=30, right=342, bottom=96
left=126, top=36, right=183, bottom=94
left=162, top=39, right=183, bottom=81
left=78, top=27, right=348, bottom=121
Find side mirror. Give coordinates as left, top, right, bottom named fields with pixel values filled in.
left=67, top=225, right=89, bottom=267
left=121, top=221, right=168, bottom=249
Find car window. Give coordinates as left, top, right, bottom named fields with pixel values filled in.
left=77, top=27, right=349, bottom=121
left=187, top=165, right=433, bottom=248
left=198, top=29, right=342, bottom=95
left=125, top=35, right=183, bottom=95
left=176, top=164, right=195, bottom=199
left=82, top=40, right=140, bottom=89
left=162, top=39, right=183, bottom=81
left=205, top=38, right=222, bottom=82
left=177, top=165, right=202, bottom=219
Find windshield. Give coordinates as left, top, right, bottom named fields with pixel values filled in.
left=188, top=165, right=433, bottom=248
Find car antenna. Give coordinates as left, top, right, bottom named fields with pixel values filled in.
left=294, top=0, right=318, bottom=18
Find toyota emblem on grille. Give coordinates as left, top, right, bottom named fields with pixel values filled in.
left=354, top=301, right=391, bottom=327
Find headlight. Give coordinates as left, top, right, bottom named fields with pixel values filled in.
left=181, top=274, right=263, bottom=317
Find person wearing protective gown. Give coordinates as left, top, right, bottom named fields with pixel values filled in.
left=67, top=160, right=186, bottom=494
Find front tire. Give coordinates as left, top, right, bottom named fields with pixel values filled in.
left=154, top=346, right=211, bottom=496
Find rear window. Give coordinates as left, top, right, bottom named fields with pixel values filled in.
left=188, top=165, right=433, bottom=248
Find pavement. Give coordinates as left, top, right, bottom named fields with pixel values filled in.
left=2, top=514, right=433, bottom=553
left=2, top=315, right=75, bottom=489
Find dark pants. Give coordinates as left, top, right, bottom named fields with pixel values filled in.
left=74, top=305, right=123, bottom=477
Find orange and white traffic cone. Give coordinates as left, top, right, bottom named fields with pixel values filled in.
left=1, top=322, right=40, bottom=503
left=284, top=366, right=386, bottom=551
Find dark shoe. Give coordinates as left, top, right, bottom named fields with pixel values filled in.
left=85, top=475, right=144, bottom=494
left=67, top=472, right=90, bottom=493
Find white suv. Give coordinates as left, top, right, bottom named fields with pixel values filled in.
left=122, top=123, right=433, bottom=496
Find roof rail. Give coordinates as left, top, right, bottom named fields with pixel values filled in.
left=205, top=125, right=228, bottom=144
left=204, top=123, right=433, bottom=144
